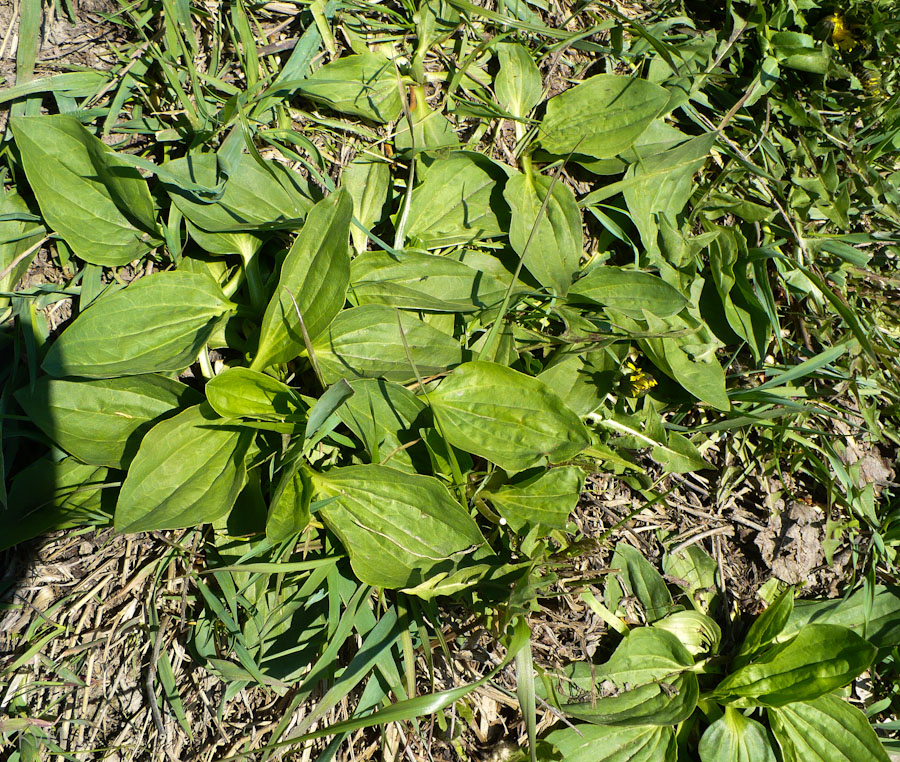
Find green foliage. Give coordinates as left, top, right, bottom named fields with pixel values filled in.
left=538, top=75, right=670, bottom=158
left=505, top=170, right=582, bottom=295
left=4, top=0, right=900, bottom=756
left=10, top=115, right=160, bottom=266
left=41, top=271, right=234, bottom=378
left=543, top=557, right=892, bottom=762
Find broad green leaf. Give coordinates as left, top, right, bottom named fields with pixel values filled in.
left=771, top=32, right=830, bottom=74
left=698, top=707, right=777, bottom=762
left=337, top=378, right=428, bottom=472
left=350, top=250, right=506, bottom=312
left=577, top=119, right=693, bottom=176
left=622, top=133, right=716, bottom=253
left=542, top=723, right=676, bottom=762
left=10, top=114, right=159, bottom=266
left=630, top=310, right=730, bottom=411
left=2, top=458, right=109, bottom=550
left=428, top=361, right=591, bottom=472
left=707, top=227, right=770, bottom=362
left=539, top=75, right=669, bottom=159
left=163, top=153, right=314, bottom=232
left=598, top=410, right=709, bottom=474
left=715, top=624, right=876, bottom=707
left=42, top=271, right=232, bottom=378
left=297, top=52, right=403, bottom=122
left=312, top=304, right=463, bottom=384
left=597, top=627, right=694, bottom=687
left=405, top=152, right=511, bottom=248
left=606, top=542, right=674, bottom=624
left=415, top=0, right=460, bottom=53
left=642, top=403, right=711, bottom=473
left=735, top=587, right=794, bottom=666
left=484, top=466, right=584, bottom=531
left=537, top=352, right=612, bottom=417
left=15, top=375, right=201, bottom=469
left=780, top=585, right=900, bottom=651
left=564, top=672, right=699, bottom=727
left=342, top=157, right=391, bottom=252
left=206, top=367, right=303, bottom=421
left=252, top=190, right=353, bottom=370
left=394, top=85, right=458, bottom=155
left=0, top=189, right=44, bottom=301
left=267, top=463, right=312, bottom=544
left=115, top=403, right=253, bottom=533
left=494, top=43, right=542, bottom=118
left=769, top=694, right=890, bottom=762
left=504, top=170, right=582, bottom=295
left=569, top=267, right=687, bottom=318
left=311, top=465, right=486, bottom=589
left=400, top=558, right=525, bottom=600
left=653, top=431, right=709, bottom=473
left=658, top=339, right=729, bottom=411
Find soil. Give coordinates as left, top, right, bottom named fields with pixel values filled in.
left=0, top=0, right=124, bottom=131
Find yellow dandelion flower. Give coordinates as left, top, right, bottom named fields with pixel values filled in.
left=829, top=12, right=858, bottom=51
left=862, top=70, right=883, bottom=95
left=624, top=361, right=657, bottom=396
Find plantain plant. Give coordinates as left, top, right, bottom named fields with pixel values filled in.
left=4, top=0, right=900, bottom=756
left=537, top=543, right=900, bottom=761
